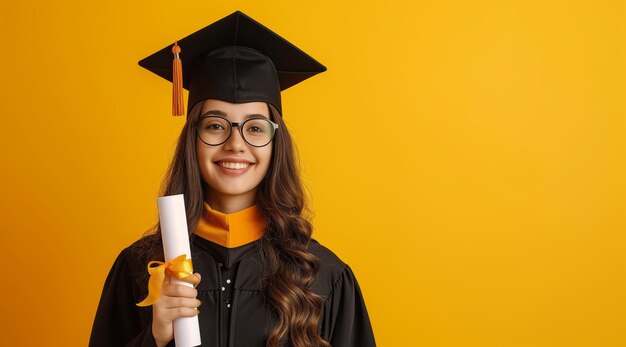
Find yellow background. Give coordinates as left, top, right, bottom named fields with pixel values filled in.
left=1, top=1, right=624, bottom=346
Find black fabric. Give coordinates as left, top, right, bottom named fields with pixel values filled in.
left=190, top=234, right=257, bottom=269
left=187, top=46, right=282, bottom=119
left=89, top=236, right=376, bottom=347
left=138, top=10, right=327, bottom=116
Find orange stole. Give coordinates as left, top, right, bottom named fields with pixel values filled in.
left=194, top=202, right=268, bottom=248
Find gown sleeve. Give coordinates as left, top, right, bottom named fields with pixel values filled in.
left=89, top=249, right=173, bottom=347
left=321, top=265, right=377, bottom=347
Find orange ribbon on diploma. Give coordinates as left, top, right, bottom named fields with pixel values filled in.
left=136, top=254, right=199, bottom=307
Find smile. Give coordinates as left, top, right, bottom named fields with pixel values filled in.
left=217, top=161, right=252, bottom=170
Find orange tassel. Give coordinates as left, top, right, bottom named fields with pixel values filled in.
left=171, top=42, right=185, bottom=116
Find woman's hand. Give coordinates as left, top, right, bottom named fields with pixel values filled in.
left=152, top=272, right=202, bottom=347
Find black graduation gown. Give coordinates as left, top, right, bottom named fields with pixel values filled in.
left=89, top=235, right=376, bottom=347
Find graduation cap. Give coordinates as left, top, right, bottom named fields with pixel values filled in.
left=138, top=10, right=327, bottom=117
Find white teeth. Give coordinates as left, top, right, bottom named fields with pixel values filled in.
left=219, top=162, right=250, bottom=170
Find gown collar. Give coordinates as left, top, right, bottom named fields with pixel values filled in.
left=192, top=235, right=261, bottom=269
left=193, top=201, right=268, bottom=248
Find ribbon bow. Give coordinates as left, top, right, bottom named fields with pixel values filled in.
left=136, top=254, right=198, bottom=307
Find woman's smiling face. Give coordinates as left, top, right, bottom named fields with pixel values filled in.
left=196, top=99, right=274, bottom=212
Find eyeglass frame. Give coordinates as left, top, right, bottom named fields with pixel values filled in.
left=196, top=112, right=280, bottom=148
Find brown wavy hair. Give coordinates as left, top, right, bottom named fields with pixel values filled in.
left=136, top=101, right=330, bottom=347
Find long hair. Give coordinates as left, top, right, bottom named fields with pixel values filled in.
left=136, top=101, right=330, bottom=347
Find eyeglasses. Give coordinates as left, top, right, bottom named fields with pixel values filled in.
left=197, top=113, right=279, bottom=147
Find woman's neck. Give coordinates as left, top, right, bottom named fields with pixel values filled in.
left=205, top=189, right=258, bottom=214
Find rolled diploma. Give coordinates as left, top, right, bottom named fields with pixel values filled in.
left=157, top=194, right=201, bottom=347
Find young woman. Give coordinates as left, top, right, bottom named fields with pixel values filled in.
left=89, top=11, right=375, bottom=347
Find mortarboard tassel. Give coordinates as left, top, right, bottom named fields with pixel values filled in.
left=172, top=42, right=185, bottom=116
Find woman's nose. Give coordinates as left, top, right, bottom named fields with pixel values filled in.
left=223, top=126, right=246, bottom=152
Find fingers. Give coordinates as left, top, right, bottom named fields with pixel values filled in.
left=181, top=272, right=201, bottom=286
left=153, top=282, right=201, bottom=323
left=158, top=277, right=200, bottom=312
left=161, top=297, right=202, bottom=309
left=154, top=304, right=200, bottom=323
left=161, top=282, right=198, bottom=298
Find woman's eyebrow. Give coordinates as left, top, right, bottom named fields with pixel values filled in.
left=202, top=110, right=228, bottom=117
left=244, top=114, right=269, bottom=120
